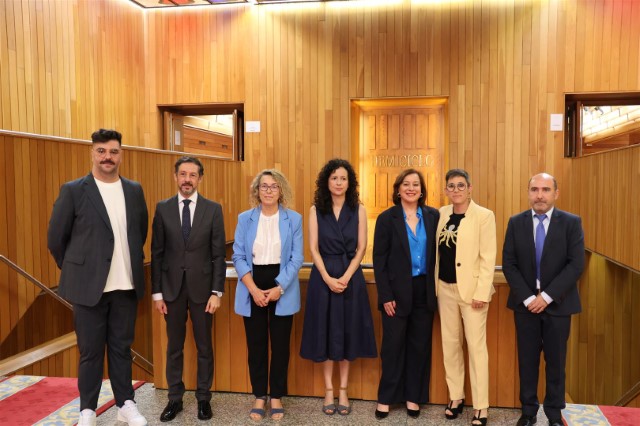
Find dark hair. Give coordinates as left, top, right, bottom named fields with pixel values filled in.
left=174, top=156, right=204, bottom=176
left=91, top=129, right=122, bottom=145
left=313, top=159, right=360, bottom=214
left=392, top=168, right=427, bottom=206
left=445, top=168, right=471, bottom=185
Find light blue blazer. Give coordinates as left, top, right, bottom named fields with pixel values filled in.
left=232, top=205, right=304, bottom=317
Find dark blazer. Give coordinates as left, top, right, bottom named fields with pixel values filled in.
left=151, top=194, right=226, bottom=303
left=502, top=208, right=585, bottom=316
left=47, top=173, right=148, bottom=306
left=373, top=204, right=439, bottom=317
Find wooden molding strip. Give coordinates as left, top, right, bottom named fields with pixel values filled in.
left=615, top=381, right=640, bottom=407
left=0, top=129, right=236, bottom=161
left=0, top=332, right=77, bottom=376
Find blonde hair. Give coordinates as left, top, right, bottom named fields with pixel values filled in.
left=249, top=169, right=294, bottom=208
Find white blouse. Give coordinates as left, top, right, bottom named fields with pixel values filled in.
left=252, top=211, right=281, bottom=265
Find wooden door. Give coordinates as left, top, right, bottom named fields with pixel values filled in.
left=356, top=105, right=446, bottom=262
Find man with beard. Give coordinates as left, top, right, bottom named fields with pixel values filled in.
left=503, top=173, right=585, bottom=426
left=48, top=129, right=148, bottom=426
left=151, top=156, right=226, bottom=422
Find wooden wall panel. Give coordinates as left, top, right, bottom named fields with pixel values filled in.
left=3, top=0, right=640, bottom=407
left=0, top=133, right=242, bottom=383
left=566, top=252, right=640, bottom=406
left=0, top=0, right=145, bottom=144
left=153, top=275, right=525, bottom=407
left=1, top=0, right=639, bottom=263
left=568, top=146, right=640, bottom=271
left=136, top=0, right=640, bottom=267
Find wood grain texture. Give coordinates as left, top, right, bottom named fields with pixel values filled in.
left=3, top=0, right=640, bottom=407
left=0, top=133, right=242, bottom=383
left=566, top=252, right=640, bottom=406
left=153, top=274, right=523, bottom=407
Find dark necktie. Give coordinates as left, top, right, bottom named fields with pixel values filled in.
left=535, top=214, right=547, bottom=280
left=182, top=199, right=191, bottom=242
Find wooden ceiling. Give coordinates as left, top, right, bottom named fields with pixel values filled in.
left=130, top=0, right=357, bottom=8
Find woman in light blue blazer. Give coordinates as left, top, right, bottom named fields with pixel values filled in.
left=232, top=169, right=303, bottom=422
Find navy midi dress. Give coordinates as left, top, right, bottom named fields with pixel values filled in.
left=300, top=205, right=377, bottom=362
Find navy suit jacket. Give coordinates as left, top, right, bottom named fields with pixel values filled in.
left=48, top=173, right=148, bottom=306
left=373, top=204, right=439, bottom=317
left=151, top=194, right=226, bottom=303
left=502, top=208, right=585, bottom=316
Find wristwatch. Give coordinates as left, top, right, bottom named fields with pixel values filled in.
left=212, top=291, right=223, bottom=297
left=278, top=285, right=284, bottom=295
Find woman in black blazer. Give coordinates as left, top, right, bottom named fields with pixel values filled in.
left=373, top=168, right=439, bottom=419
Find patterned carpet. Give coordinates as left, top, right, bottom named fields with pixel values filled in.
left=0, top=375, right=143, bottom=426
left=563, top=403, right=640, bottom=426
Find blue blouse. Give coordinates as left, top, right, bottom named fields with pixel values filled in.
left=404, top=209, right=427, bottom=277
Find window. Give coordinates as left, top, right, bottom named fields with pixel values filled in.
left=565, top=93, right=640, bottom=157
left=159, top=103, right=244, bottom=161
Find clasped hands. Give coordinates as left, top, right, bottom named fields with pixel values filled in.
left=527, top=294, right=548, bottom=314
left=250, top=286, right=282, bottom=307
left=325, top=275, right=350, bottom=293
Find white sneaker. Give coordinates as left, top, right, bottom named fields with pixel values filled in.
left=117, top=400, right=147, bottom=426
left=77, top=409, right=96, bottom=426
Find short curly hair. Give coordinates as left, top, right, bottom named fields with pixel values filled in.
left=392, top=168, right=427, bottom=206
left=248, top=169, right=294, bottom=208
left=313, top=159, right=360, bottom=214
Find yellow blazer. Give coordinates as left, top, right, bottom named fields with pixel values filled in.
left=435, top=200, right=497, bottom=303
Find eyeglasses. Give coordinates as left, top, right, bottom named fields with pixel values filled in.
left=446, top=182, right=468, bottom=192
left=93, top=148, right=121, bottom=156
left=259, top=184, right=280, bottom=192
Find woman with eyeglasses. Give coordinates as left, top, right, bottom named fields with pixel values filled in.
left=373, top=169, right=439, bottom=420
left=436, top=169, right=496, bottom=426
left=232, top=169, right=304, bottom=422
left=300, top=159, right=377, bottom=416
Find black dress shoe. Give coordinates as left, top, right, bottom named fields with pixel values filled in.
left=374, top=409, right=389, bottom=419
left=160, top=400, right=183, bottom=422
left=197, top=400, right=212, bottom=420
left=406, top=407, right=420, bottom=418
left=548, top=419, right=563, bottom=426
left=515, top=415, right=537, bottom=426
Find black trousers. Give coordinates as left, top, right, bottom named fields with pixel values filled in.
left=377, top=275, right=434, bottom=405
left=514, top=311, right=571, bottom=420
left=165, top=278, right=213, bottom=402
left=243, top=264, right=293, bottom=399
left=73, top=290, right=138, bottom=410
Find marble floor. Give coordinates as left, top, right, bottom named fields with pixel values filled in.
left=99, top=383, right=548, bottom=425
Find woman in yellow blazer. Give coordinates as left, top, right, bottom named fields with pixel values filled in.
left=436, top=169, right=496, bottom=426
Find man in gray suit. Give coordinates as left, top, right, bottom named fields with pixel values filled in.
left=48, top=129, right=148, bottom=426
left=151, top=156, right=226, bottom=422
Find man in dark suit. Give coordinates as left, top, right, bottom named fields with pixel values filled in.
left=503, top=173, right=585, bottom=426
left=48, top=129, right=148, bottom=426
left=151, top=156, right=226, bottom=422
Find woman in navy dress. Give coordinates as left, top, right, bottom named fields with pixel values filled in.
left=300, top=159, right=377, bottom=416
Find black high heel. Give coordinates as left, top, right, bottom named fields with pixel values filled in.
left=374, top=409, right=389, bottom=420
left=471, top=409, right=488, bottom=425
left=445, top=399, right=464, bottom=420
left=472, top=414, right=488, bottom=425
left=375, top=403, right=390, bottom=420
left=406, top=407, right=420, bottom=418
